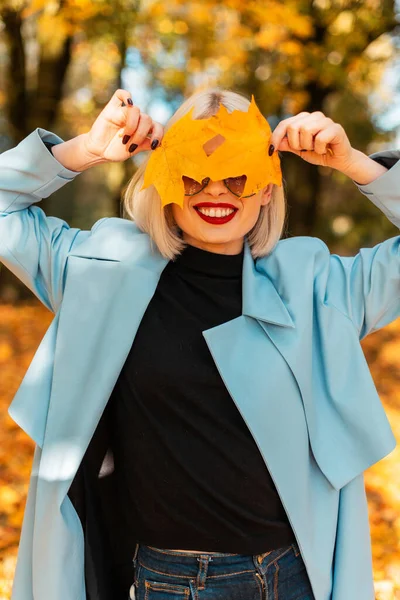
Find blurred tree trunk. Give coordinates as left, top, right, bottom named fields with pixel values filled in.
left=28, top=37, right=73, bottom=133
left=0, top=6, right=74, bottom=302
left=1, top=8, right=27, bottom=138
left=236, top=48, right=327, bottom=236
left=282, top=80, right=332, bottom=237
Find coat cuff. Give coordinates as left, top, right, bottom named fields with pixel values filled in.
left=352, top=149, right=400, bottom=229
left=34, top=127, right=83, bottom=180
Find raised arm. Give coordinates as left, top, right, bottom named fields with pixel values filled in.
left=0, top=127, right=86, bottom=312
left=321, top=149, right=400, bottom=340
left=0, top=89, right=164, bottom=313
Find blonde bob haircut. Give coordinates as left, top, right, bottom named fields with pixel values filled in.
left=122, top=87, right=287, bottom=260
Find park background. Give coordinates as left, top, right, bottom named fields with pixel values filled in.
left=0, top=0, right=400, bottom=598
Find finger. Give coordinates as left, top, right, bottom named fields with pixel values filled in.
left=278, top=135, right=302, bottom=156
left=314, top=123, right=344, bottom=155
left=141, top=120, right=165, bottom=151
left=113, top=88, right=135, bottom=109
left=99, top=90, right=136, bottom=137
left=271, top=111, right=330, bottom=151
left=270, top=112, right=310, bottom=150
left=286, top=122, right=301, bottom=152
left=125, top=112, right=153, bottom=149
left=312, top=132, right=328, bottom=155
left=149, top=121, right=164, bottom=149
left=130, top=120, right=164, bottom=153
left=121, top=104, right=141, bottom=143
left=286, top=115, right=329, bottom=151
left=298, top=118, right=329, bottom=151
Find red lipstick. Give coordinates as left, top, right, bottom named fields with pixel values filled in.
left=193, top=202, right=238, bottom=225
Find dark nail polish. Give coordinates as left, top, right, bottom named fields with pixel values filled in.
left=151, top=139, right=159, bottom=150
left=121, top=101, right=126, bottom=107
left=268, top=144, right=275, bottom=156
left=127, top=98, right=133, bottom=106
left=129, top=143, right=138, bottom=153
left=122, top=135, right=130, bottom=145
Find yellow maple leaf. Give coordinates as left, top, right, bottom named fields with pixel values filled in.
left=140, top=107, right=216, bottom=208
left=204, top=95, right=282, bottom=197
left=141, top=95, right=282, bottom=208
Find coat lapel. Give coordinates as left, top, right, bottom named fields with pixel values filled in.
left=204, top=241, right=395, bottom=494
left=37, top=233, right=169, bottom=507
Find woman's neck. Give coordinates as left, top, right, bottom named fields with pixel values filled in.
left=181, top=234, right=244, bottom=255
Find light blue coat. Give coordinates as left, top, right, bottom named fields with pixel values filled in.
left=1, top=128, right=399, bottom=600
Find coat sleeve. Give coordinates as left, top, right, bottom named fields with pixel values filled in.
left=321, top=150, right=400, bottom=340
left=0, top=128, right=98, bottom=313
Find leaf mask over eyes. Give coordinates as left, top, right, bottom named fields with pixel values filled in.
left=140, top=94, right=282, bottom=209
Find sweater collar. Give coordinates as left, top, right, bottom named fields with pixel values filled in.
left=172, top=242, right=244, bottom=277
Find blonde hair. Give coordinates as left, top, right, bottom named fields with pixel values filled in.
left=122, top=87, right=288, bottom=260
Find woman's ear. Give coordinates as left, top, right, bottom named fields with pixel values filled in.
left=260, top=183, right=273, bottom=206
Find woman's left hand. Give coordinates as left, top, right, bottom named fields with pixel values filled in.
left=270, top=111, right=357, bottom=175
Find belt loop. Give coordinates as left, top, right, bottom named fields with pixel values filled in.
left=132, top=542, right=139, bottom=566
left=195, top=555, right=212, bottom=591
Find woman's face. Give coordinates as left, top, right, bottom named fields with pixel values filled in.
left=171, top=135, right=273, bottom=255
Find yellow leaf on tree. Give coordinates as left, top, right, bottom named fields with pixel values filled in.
left=141, top=94, right=282, bottom=209
left=0, top=487, right=19, bottom=514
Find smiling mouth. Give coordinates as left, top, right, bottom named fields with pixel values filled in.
left=194, top=203, right=239, bottom=224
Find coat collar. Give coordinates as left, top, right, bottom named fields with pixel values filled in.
left=241, top=240, right=295, bottom=328
left=71, top=225, right=295, bottom=328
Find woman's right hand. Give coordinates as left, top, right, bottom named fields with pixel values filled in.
left=82, top=89, right=165, bottom=163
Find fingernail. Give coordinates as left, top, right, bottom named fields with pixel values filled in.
left=129, top=143, right=138, bottom=153
left=151, top=139, right=159, bottom=150
left=122, top=135, right=130, bottom=145
left=121, top=101, right=126, bottom=107
left=268, top=144, right=275, bottom=156
left=127, top=98, right=133, bottom=106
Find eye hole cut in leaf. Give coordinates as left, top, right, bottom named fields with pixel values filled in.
left=140, top=95, right=282, bottom=209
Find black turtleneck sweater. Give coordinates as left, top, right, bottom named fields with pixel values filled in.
left=106, top=242, right=296, bottom=554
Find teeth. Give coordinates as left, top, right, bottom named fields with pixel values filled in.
left=197, top=207, right=235, bottom=217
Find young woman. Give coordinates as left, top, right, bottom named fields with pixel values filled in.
left=1, top=87, right=399, bottom=600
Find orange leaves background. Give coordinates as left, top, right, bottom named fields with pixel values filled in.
left=0, top=304, right=53, bottom=600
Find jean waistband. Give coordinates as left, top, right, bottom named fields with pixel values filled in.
left=133, top=541, right=300, bottom=576
left=146, top=545, right=240, bottom=557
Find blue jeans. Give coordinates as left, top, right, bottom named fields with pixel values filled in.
left=129, top=542, right=315, bottom=599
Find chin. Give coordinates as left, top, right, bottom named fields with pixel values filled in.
left=194, top=230, right=239, bottom=243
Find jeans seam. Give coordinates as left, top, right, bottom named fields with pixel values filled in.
left=144, top=580, right=190, bottom=597
left=266, top=545, right=293, bottom=567
left=134, top=564, right=142, bottom=588
left=253, top=571, right=265, bottom=599
left=274, top=561, right=279, bottom=599
left=292, top=543, right=301, bottom=558
left=138, top=562, right=193, bottom=580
